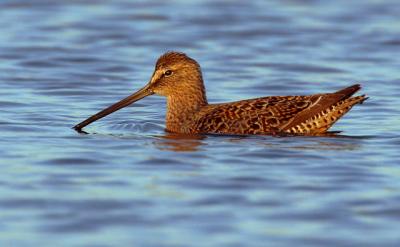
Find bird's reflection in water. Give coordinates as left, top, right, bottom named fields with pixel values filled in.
left=289, top=139, right=362, bottom=151
left=269, top=132, right=369, bottom=151
left=153, top=131, right=370, bottom=152
left=154, top=132, right=206, bottom=152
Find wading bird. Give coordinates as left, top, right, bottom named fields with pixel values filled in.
left=74, top=52, right=367, bottom=135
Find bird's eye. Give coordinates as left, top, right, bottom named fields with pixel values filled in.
left=164, top=70, right=173, bottom=76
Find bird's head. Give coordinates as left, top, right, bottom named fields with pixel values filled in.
left=73, top=51, right=205, bottom=132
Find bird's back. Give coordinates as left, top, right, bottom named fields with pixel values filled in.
left=190, top=84, right=367, bottom=135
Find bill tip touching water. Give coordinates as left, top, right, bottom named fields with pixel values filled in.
left=73, top=51, right=368, bottom=135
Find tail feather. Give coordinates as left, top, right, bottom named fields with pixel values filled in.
left=312, top=95, right=367, bottom=133
left=282, top=84, right=367, bottom=134
left=334, top=84, right=361, bottom=100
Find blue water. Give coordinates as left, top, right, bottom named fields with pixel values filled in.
left=1, top=0, right=400, bottom=246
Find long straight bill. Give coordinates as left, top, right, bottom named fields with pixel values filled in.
left=73, top=85, right=153, bottom=132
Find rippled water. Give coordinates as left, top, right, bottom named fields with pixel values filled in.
left=1, top=0, right=400, bottom=246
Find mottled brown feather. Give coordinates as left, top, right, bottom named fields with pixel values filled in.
left=191, top=86, right=366, bottom=135
left=280, top=84, right=362, bottom=132
left=193, top=96, right=312, bottom=134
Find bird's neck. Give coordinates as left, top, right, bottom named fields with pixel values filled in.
left=165, top=87, right=208, bottom=133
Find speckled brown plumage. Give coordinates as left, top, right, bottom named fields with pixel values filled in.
left=74, top=51, right=368, bottom=135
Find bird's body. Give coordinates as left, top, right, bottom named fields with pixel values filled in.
left=74, top=52, right=367, bottom=135
left=168, top=86, right=366, bottom=135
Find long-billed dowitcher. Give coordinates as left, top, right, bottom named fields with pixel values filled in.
left=74, top=51, right=367, bottom=135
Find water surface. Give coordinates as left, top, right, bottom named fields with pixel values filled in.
left=1, top=0, right=400, bottom=246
